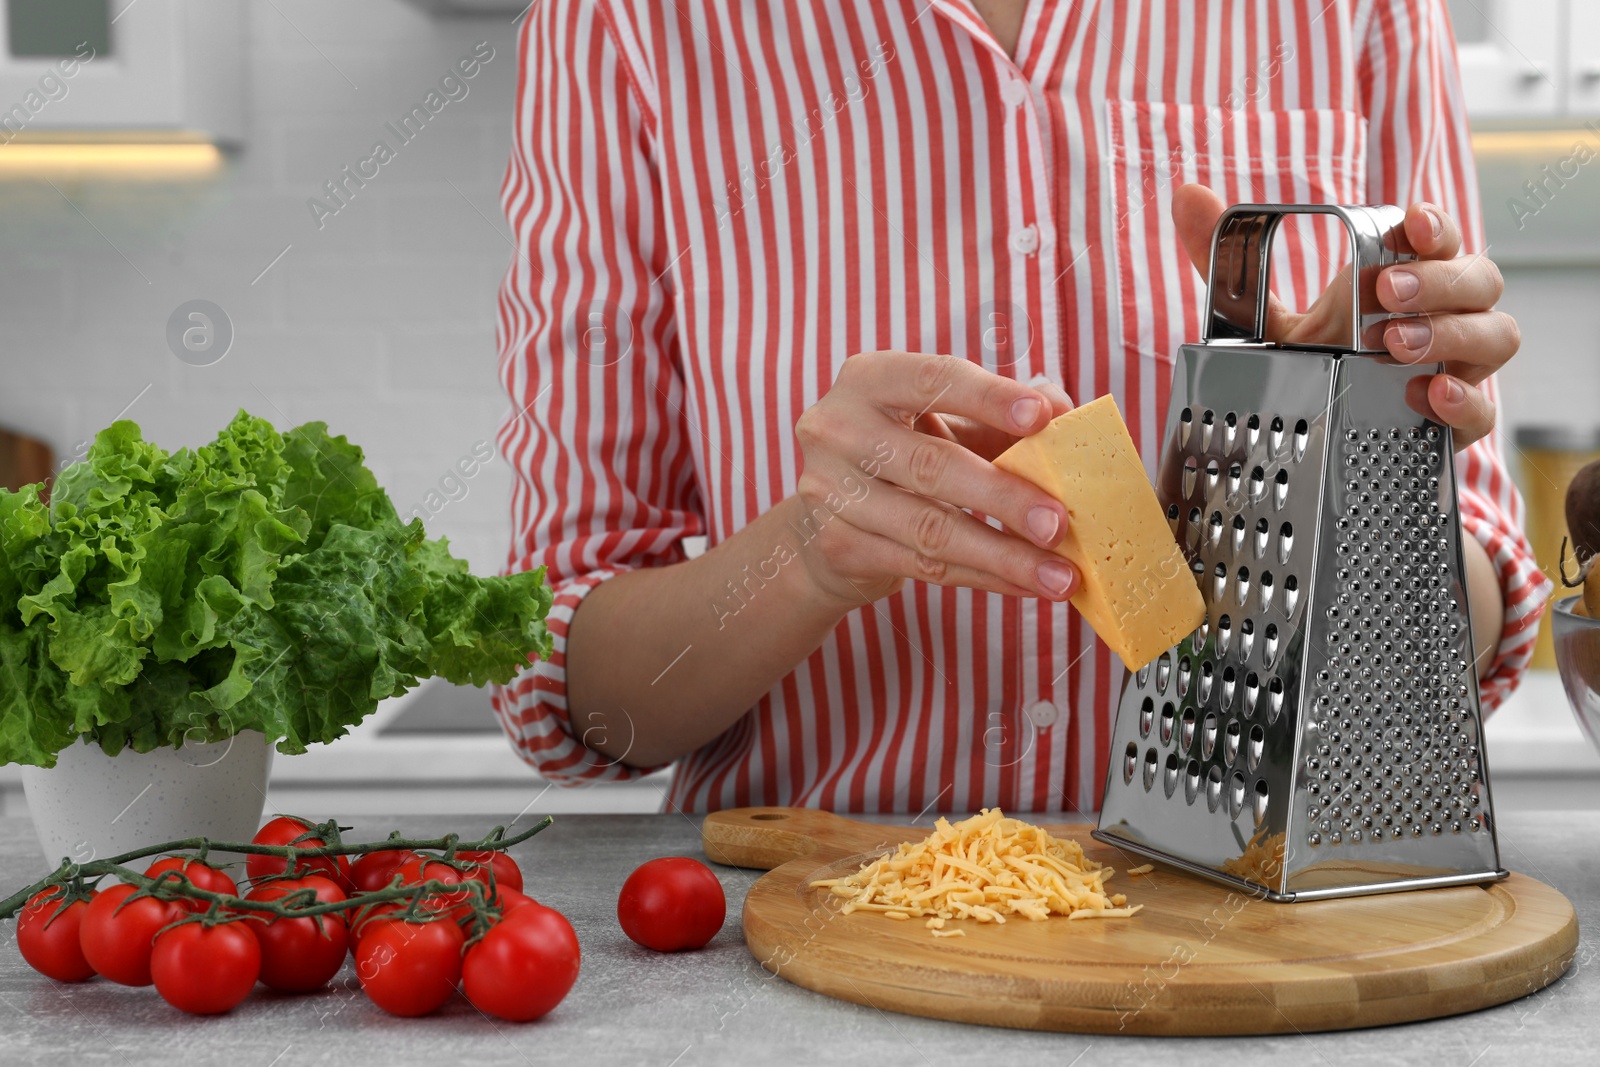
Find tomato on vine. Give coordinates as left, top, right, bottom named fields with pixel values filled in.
left=244, top=884, right=348, bottom=993
left=349, top=849, right=419, bottom=893
left=145, top=856, right=237, bottom=911
left=462, top=903, right=580, bottom=1022
left=78, top=884, right=185, bottom=987
left=151, top=921, right=261, bottom=1014
left=355, top=917, right=464, bottom=1017
left=16, top=888, right=97, bottom=983
left=247, top=816, right=351, bottom=886
left=458, top=850, right=524, bottom=895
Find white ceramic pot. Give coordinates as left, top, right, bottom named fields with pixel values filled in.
left=20, top=732, right=273, bottom=871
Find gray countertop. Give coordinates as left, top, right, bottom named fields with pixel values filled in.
left=0, top=811, right=1594, bottom=1067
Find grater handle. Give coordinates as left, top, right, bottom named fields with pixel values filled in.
left=1203, top=204, right=1416, bottom=353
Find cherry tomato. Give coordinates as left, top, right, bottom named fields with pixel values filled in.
left=355, top=918, right=464, bottom=1017
left=617, top=857, right=726, bottom=952
left=151, top=922, right=261, bottom=1014
left=349, top=849, right=419, bottom=893
left=463, top=904, right=581, bottom=1021
left=247, top=816, right=351, bottom=887
left=493, top=886, right=536, bottom=915
left=244, top=884, right=348, bottom=993
left=78, top=883, right=185, bottom=986
left=145, top=857, right=238, bottom=911
left=347, top=901, right=405, bottom=956
left=458, top=850, right=524, bottom=895
left=17, top=888, right=97, bottom=982
left=397, top=857, right=486, bottom=920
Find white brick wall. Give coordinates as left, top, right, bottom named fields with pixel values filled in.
left=0, top=1, right=524, bottom=574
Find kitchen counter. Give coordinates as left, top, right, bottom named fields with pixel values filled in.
left=0, top=812, right=1593, bottom=1066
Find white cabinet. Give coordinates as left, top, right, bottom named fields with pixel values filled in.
left=1568, top=0, right=1600, bottom=115
left=0, top=0, right=243, bottom=144
left=1448, top=0, right=1563, bottom=117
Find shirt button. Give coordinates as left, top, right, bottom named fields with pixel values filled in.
left=1001, top=79, right=1029, bottom=107
left=1012, top=225, right=1040, bottom=255
left=1026, top=699, right=1060, bottom=729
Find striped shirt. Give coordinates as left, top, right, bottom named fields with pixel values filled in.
left=491, top=0, right=1551, bottom=815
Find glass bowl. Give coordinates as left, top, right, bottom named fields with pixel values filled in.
left=1550, top=594, right=1600, bottom=760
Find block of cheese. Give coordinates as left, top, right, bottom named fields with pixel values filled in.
left=994, top=395, right=1204, bottom=670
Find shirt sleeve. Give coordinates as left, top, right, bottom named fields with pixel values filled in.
left=1359, top=0, right=1554, bottom=711
left=491, top=0, right=701, bottom=783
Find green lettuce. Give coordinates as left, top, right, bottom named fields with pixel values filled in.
left=0, top=411, right=552, bottom=767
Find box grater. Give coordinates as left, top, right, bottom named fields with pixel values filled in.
left=1093, top=204, right=1506, bottom=901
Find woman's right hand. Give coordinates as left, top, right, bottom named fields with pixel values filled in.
left=791, top=351, right=1080, bottom=609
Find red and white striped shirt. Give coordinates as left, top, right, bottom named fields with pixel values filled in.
left=492, top=0, right=1551, bottom=814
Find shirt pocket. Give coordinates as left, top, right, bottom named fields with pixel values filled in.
left=1104, top=101, right=1369, bottom=371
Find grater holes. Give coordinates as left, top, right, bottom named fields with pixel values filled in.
left=1283, top=574, right=1300, bottom=617
left=1177, top=656, right=1193, bottom=698
left=1269, top=416, right=1285, bottom=456
left=1217, top=614, right=1233, bottom=656
left=1238, top=618, right=1256, bottom=661
left=1180, top=708, right=1197, bottom=753
left=1253, top=517, right=1270, bottom=559
left=1201, top=711, right=1219, bottom=760
left=1187, top=507, right=1203, bottom=550
left=1143, top=748, right=1159, bottom=792
left=1292, top=418, right=1309, bottom=462
left=1123, top=742, right=1138, bottom=785
left=1182, top=458, right=1199, bottom=500
left=1136, top=661, right=1151, bottom=689
left=1226, top=462, right=1243, bottom=499
left=1160, top=701, right=1176, bottom=745
left=1223, top=411, right=1239, bottom=453
left=1243, top=671, right=1261, bottom=717
left=1221, top=665, right=1237, bottom=709
left=1179, top=406, right=1194, bottom=449
left=1235, top=566, right=1251, bottom=606
left=1205, top=764, right=1225, bottom=812
left=1231, top=514, right=1247, bottom=555
left=1273, top=468, right=1290, bottom=511
left=1228, top=771, right=1247, bottom=818
left=1267, top=677, right=1285, bottom=722
left=1223, top=719, right=1241, bottom=766
left=1253, top=780, right=1269, bottom=827
left=1259, top=571, right=1275, bottom=612
left=1164, top=752, right=1181, bottom=798
left=1262, top=623, right=1280, bottom=667
left=1213, top=563, right=1228, bottom=601
left=1207, top=510, right=1224, bottom=548
left=1184, top=759, right=1202, bottom=805
left=1247, top=724, right=1265, bottom=772
left=1198, top=660, right=1215, bottom=705
left=1206, top=458, right=1222, bottom=495
left=1166, top=502, right=1181, bottom=537
left=1248, top=465, right=1267, bottom=504
left=1156, top=652, right=1172, bottom=694
left=1191, top=617, right=1210, bottom=654
left=1200, top=409, right=1216, bottom=451
left=1246, top=413, right=1261, bottom=452
left=1138, top=696, right=1154, bottom=739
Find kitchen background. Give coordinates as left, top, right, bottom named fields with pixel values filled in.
left=0, top=0, right=1596, bottom=818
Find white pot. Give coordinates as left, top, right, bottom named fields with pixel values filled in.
left=20, top=732, right=274, bottom=871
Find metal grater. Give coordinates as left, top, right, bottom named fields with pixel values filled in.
left=1093, top=204, right=1506, bottom=902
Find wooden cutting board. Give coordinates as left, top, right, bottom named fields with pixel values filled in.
left=703, top=807, right=1578, bottom=1036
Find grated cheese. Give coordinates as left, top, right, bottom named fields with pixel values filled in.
left=1221, top=830, right=1287, bottom=885
left=810, top=809, right=1141, bottom=937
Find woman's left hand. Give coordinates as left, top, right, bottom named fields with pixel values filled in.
left=1172, top=184, right=1520, bottom=449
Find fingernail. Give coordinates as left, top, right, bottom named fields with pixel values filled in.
left=1421, top=205, right=1443, bottom=239
left=1389, top=269, right=1420, bottom=302
left=1026, top=505, right=1060, bottom=545
left=1038, top=560, right=1075, bottom=597
left=1442, top=376, right=1465, bottom=404
left=1011, top=396, right=1042, bottom=430
left=1390, top=320, right=1431, bottom=351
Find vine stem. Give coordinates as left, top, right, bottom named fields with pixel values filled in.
left=0, top=817, right=552, bottom=920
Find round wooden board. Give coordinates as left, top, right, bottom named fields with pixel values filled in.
left=703, top=807, right=1579, bottom=1036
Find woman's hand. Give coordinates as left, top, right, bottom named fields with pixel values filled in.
left=792, top=351, right=1079, bottom=609
left=1172, top=184, right=1519, bottom=449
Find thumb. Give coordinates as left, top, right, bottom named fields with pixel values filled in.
left=1173, top=183, right=1228, bottom=277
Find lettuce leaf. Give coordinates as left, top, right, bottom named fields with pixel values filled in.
left=0, top=411, right=552, bottom=767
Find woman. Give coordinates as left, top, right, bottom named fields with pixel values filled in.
left=490, top=0, right=1547, bottom=815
